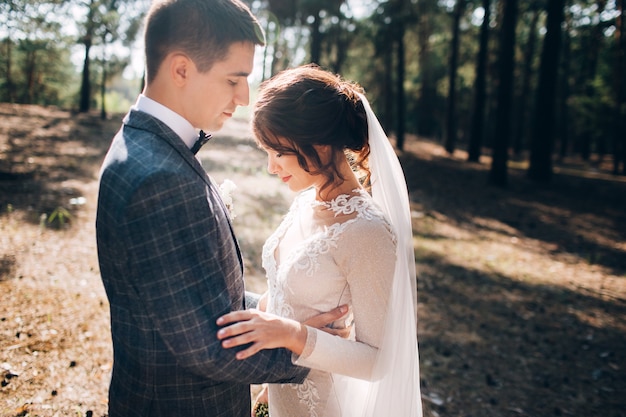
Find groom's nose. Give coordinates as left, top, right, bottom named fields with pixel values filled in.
left=234, top=81, right=250, bottom=107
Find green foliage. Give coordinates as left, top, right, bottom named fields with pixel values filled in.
left=0, top=36, right=77, bottom=106
left=47, top=206, right=72, bottom=229
left=569, top=75, right=616, bottom=151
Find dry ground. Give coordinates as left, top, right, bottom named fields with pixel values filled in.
left=0, top=103, right=624, bottom=417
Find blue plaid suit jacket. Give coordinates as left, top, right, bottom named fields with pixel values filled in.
left=96, top=110, right=308, bottom=417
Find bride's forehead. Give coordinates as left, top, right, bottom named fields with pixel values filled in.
left=258, top=134, right=295, bottom=150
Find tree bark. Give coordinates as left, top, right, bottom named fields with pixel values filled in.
left=513, top=6, right=540, bottom=157
left=395, top=20, right=406, bottom=151
left=378, top=26, right=394, bottom=134
left=444, top=0, right=465, bottom=155
left=4, top=38, right=15, bottom=103
left=79, top=41, right=92, bottom=112
left=100, top=59, right=107, bottom=120
left=613, top=0, right=626, bottom=175
left=309, top=13, right=322, bottom=65
left=468, top=0, right=491, bottom=162
left=489, top=0, right=518, bottom=187
left=528, top=0, right=565, bottom=182
left=579, top=0, right=608, bottom=161
left=25, top=48, right=36, bottom=104
left=417, top=0, right=437, bottom=138
left=558, top=9, right=572, bottom=160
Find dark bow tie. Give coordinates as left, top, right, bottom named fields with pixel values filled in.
left=191, top=130, right=211, bottom=154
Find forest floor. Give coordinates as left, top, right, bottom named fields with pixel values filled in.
left=0, top=103, right=624, bottom=417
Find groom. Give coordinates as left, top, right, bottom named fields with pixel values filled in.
left=96, top=1, right=344, bottom=416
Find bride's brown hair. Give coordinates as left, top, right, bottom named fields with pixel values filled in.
left=252, top=64, right=371, bottom=193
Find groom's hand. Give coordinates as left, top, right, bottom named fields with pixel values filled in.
left=303, top=305, right=351, bottom=339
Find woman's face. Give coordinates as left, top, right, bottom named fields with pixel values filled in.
left=261, top=142, right=325, bottom=193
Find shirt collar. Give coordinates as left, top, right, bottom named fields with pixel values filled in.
left=129, top=94, right=199, bottom=150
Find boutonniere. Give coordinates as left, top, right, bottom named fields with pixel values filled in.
left=218, top=179, right=237, bottom=220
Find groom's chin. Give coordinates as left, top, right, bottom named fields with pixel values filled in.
left=207, top=118, right=227, bottom=133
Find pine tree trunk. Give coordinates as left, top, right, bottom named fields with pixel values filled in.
left=513, top=7, right=540, bottom=157
left=381, top=29, right=394, bottom=134
left=468, top=0, right=491, bottom=162
left=581, top=0, right=608, bottom=161
left=4, top=38, right=15, bottom=103
left=613, top=0, right=626, bottom=175
left=417, top=0, right=437, bottom=138
left=79, top=41, right=92, bottom=113
left=395, top=21, right=406, bottom=151
left=444, top=0, right=465, bottom=155
left=558, top=13, right=572, bottom=160
left=528, top=0, right=565, bottom=182
left=25, top=50, right=36, bottom=104
left=309, top=13, right=322, bottom=65
left=489, top=0, right=518, bottom=187
left=100, top=61, right=107, bottom=120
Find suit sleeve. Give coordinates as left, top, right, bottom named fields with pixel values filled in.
left=123, top=171, right=308, bottom=384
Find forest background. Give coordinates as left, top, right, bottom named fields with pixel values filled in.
left=1, top=0, right=625, bottom=416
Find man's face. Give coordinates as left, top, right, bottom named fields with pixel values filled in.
left=182, top=41, right=255, bottom=132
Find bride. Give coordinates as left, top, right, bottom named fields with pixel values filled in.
left=216, top=65, right=422, bottom=417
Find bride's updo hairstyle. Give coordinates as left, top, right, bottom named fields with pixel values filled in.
left=252, top=64, right=371, bottom=192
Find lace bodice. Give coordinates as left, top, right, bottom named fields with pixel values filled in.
left=262, top=188, right=397, bottom=417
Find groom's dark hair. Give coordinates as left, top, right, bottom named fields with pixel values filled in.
left=143, top=0, right=264, bottom=84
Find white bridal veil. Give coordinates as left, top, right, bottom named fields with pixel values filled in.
left=333, top=93, right=423, bottom=417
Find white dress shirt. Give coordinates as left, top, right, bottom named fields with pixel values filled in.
left=126, top=94, right=199, bottom=150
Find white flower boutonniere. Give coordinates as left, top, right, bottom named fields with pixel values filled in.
left=218, top=179, right=237, bottom=220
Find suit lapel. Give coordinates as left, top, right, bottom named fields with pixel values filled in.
left=124, top=110, right=244, bottom=273
left=125, top=110, right=213, bottom=188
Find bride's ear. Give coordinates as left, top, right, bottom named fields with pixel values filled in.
left=313, top=144, right=334, bottom=164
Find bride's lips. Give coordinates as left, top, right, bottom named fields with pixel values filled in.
left=281, top=175, right=291, bottom=183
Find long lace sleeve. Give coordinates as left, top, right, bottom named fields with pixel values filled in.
left=293, top=217, right=397, bottom=381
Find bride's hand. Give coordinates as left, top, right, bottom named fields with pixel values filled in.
left=303, top=306, right=352, bottom=339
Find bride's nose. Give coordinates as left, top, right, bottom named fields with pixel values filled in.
left=267, top=156, right=279, bottom=175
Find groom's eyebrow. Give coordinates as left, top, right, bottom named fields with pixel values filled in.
left=229, top=71, right=251, bottom=77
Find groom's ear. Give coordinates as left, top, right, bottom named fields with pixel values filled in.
left=169, top=53, right=192, bottom=87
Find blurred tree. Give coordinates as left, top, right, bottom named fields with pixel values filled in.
left=77, top=0, right=146, bottom=113
left=444, top=0, right=466, bottom=155
left=612, top=0, right=625, bottom=174
left=416, top=0, right=440, bottom=138
left=528, top=0, right=565, bottom=183
left=467, top=0, right=491, bottom=162
left=577, top=0, right=609, bottom=160
left=489, top=0, right=518, bottom=187
left=512, top=1, right=541, bottom=157
left=97, top=1, right=142, bottom=118
left=557, top=3, right=573, bottom=160
left=265, top=0, right=347, bottom=68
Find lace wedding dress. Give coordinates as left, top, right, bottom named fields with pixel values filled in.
left=262, top=187, right=397, bottom=417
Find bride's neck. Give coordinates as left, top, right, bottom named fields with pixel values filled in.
left=315, top=174, right=361, bottom=203
left=314, top=151, right=363, bottom=202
